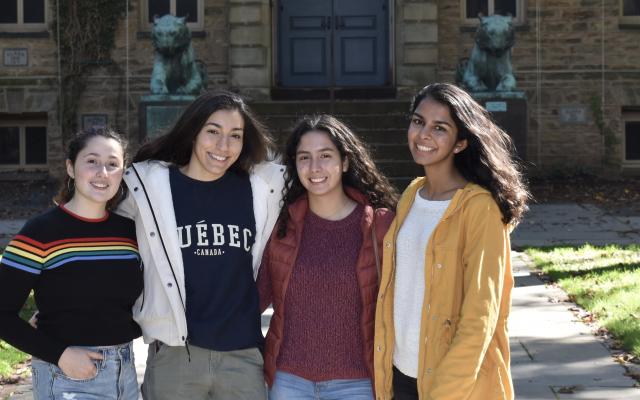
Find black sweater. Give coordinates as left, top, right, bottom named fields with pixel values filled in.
left=0, top=206, right=142, bottom=364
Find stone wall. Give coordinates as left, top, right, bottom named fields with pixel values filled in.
left=395, top=0, right=438, bottom=97
left=2, top=0, right=639, bottom=177
left=0, top=0, right=231, bottom=178
left=436, top=0, right=640, bottom=173
left=228, top=0, right=271, bottom=99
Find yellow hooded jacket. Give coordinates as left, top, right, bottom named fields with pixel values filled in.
left=374, top=177, right=514, bottom=400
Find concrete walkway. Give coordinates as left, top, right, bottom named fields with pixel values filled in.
left=510, top=252, right=638, bottom=399
left=512, top=203, right=640, bottom=247
left=1, top=203, right=639, bottom=399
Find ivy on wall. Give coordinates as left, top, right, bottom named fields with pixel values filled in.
left=52, top=0, right=128, bottom=143
left=590, top=95, right=619, bottom=167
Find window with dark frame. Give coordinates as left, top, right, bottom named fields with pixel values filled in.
left=625, top=121, right=640, bottom=161
left=0, top=0, right=45, bottom=26
left=465, top=0, right=519, bottom=19
left=0, top=124, right=47, bottom=167
left=147, top=0, right=199, bottom=25
left=0, top=127, right=20, bottom=165
left=25, top=126, right=47, bottom=164
left=24, top=0, right=45, bottom=23
left=623, top=0, right=640, bottom=16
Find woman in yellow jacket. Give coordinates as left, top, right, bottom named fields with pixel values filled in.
left=373, top=83, right=530, bottom=400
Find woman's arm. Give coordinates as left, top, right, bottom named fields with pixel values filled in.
left=429, top=199, right=509, bottom=399
left=1, top=245, right=106, bottom=379
left=0, top=265, right=67, bottom=365
left=256, top=238, right=274, bottom=313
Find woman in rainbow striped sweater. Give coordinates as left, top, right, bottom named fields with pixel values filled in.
left=0, top=130, right=143, bottom=400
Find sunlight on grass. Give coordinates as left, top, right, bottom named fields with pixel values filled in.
left=526, top=245, right=640, bottom=357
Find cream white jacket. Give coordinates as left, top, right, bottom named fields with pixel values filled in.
left=117, top=160, right=285, bottom=346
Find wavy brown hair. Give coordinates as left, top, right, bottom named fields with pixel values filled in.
left=277, top=114, right=399, bottom=238
left=55, top=129, right=129, bottom=210
left=133, top=90, right=274, bottom=173
left=411, top=83, right=530, bottom=225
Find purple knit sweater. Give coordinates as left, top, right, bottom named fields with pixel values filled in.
left=276, top=204, right=369, bottom=381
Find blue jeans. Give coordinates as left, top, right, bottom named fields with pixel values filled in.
left=269, top=370, right=373, bottom=400
left=31, top=342, right=138, bottom=400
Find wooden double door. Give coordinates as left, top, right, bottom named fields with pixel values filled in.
left=277, top=0, right=390, bottom=88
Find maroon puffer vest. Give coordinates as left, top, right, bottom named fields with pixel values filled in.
left=257, top=187, right=394, bottom=387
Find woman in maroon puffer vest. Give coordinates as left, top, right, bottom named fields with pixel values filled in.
left=257, top=114, right=398, bottom=399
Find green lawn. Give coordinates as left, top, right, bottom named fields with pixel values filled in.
left=0, top=293, right=36, bottom=380
left=526, top=244, right=640, bottom=357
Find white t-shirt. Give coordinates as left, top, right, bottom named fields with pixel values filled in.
left=393, top=190, right=450, bottom=378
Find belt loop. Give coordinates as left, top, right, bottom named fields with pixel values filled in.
left=99, top=348, right=107, bottom=369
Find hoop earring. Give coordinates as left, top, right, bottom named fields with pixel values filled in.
left=117, top=185, right=125, bottom=199
left=67, top=178, right=74, bottom=193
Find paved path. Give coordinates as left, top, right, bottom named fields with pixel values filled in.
left=512, top=204, right=640, bottom=247
left=510, top=252, right=638, bottom=399
left=1, top=203, right=639, bottom=399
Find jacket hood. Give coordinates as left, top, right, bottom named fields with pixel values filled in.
left=398, top=177, right=493, bottom=223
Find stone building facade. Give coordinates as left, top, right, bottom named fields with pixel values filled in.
left=0, top=0, right=639, bottom=179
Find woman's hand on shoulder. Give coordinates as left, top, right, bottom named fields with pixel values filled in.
left=58, top=347, right=104, bottom=380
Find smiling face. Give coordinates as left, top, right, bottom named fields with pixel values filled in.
left=295, top=130, right=348, bottom=200
left=66, top=136, right=124, bottom=209
left=186, top=108, right=244, bottom=181
left=408, top=97, right=468, bottom=173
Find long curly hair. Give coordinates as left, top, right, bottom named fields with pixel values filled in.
left=133, top=90, right=274, bottom=173
left=411, top=83, right=530, bottom=225
left=277, top=114, right=399, bottom=238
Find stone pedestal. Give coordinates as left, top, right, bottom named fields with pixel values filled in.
left=138, top=95, right=195, bottom=141
left=471, top=92, right=528, bottom=160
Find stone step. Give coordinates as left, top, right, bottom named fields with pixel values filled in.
left=377, top=160, right=424, bottom=178
left=264, top=115, right=409, bottom=134
left=253, top=99, right=416, bottom=182
left=357, top=129, right=408, bottom=144
left=251, top=99, right=410, bottom=115
left=369, top=143, right=414, bottom=161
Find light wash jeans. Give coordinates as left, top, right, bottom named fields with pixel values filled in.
left=31, top=342, right=138, bottom=400
left=269, top=370, right=373, bottom=400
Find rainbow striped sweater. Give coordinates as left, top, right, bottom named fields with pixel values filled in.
left=0, top=206, right=143, bottom=364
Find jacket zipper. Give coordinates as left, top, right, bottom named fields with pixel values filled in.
left=130, top=165, right=189, bottom=345
left=139, top=260, right=145, bottom=311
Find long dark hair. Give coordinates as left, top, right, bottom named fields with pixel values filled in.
left=55, top=129, right=129, bottom=210
left=411, top=83, right=530, bottom=225
left=277, top=114, right=399, bottom=238
left=133, top=90, right=274, bottom=173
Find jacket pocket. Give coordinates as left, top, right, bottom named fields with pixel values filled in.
left=473, top=342, right=507, bottom=399
left=434, top=316, right=459, bottom=364
left=133, top=267, right=173, bottom=322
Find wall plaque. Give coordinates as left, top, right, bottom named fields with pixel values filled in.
left=485, top=101, right=507, bottom=112
left=3, top=48, right=28, bottom=67
left=559, top=106, right=588, bottom=124
left=82, top=114, right=108, bottom=133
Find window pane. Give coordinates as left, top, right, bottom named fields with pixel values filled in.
left=0, top=0, right=18, bottom=23
left=466, top=0, right=488, bottom=18
left=0, top=127, right=20, bottom=164
left=24, top=0, right=45, bottom=23
left=25, top=126, right=47, bottom=164
left=495, top=0, right=517, bottom=17
left=176, top=0, right=198, bottom=23
left=626, top=121, right=640, bottom=160
left=624, top=0, right=640, bottom=16
left=149, top=0, right=171, bottom=22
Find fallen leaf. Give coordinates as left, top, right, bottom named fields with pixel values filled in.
left=556, top=385, right=583, bottom=394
